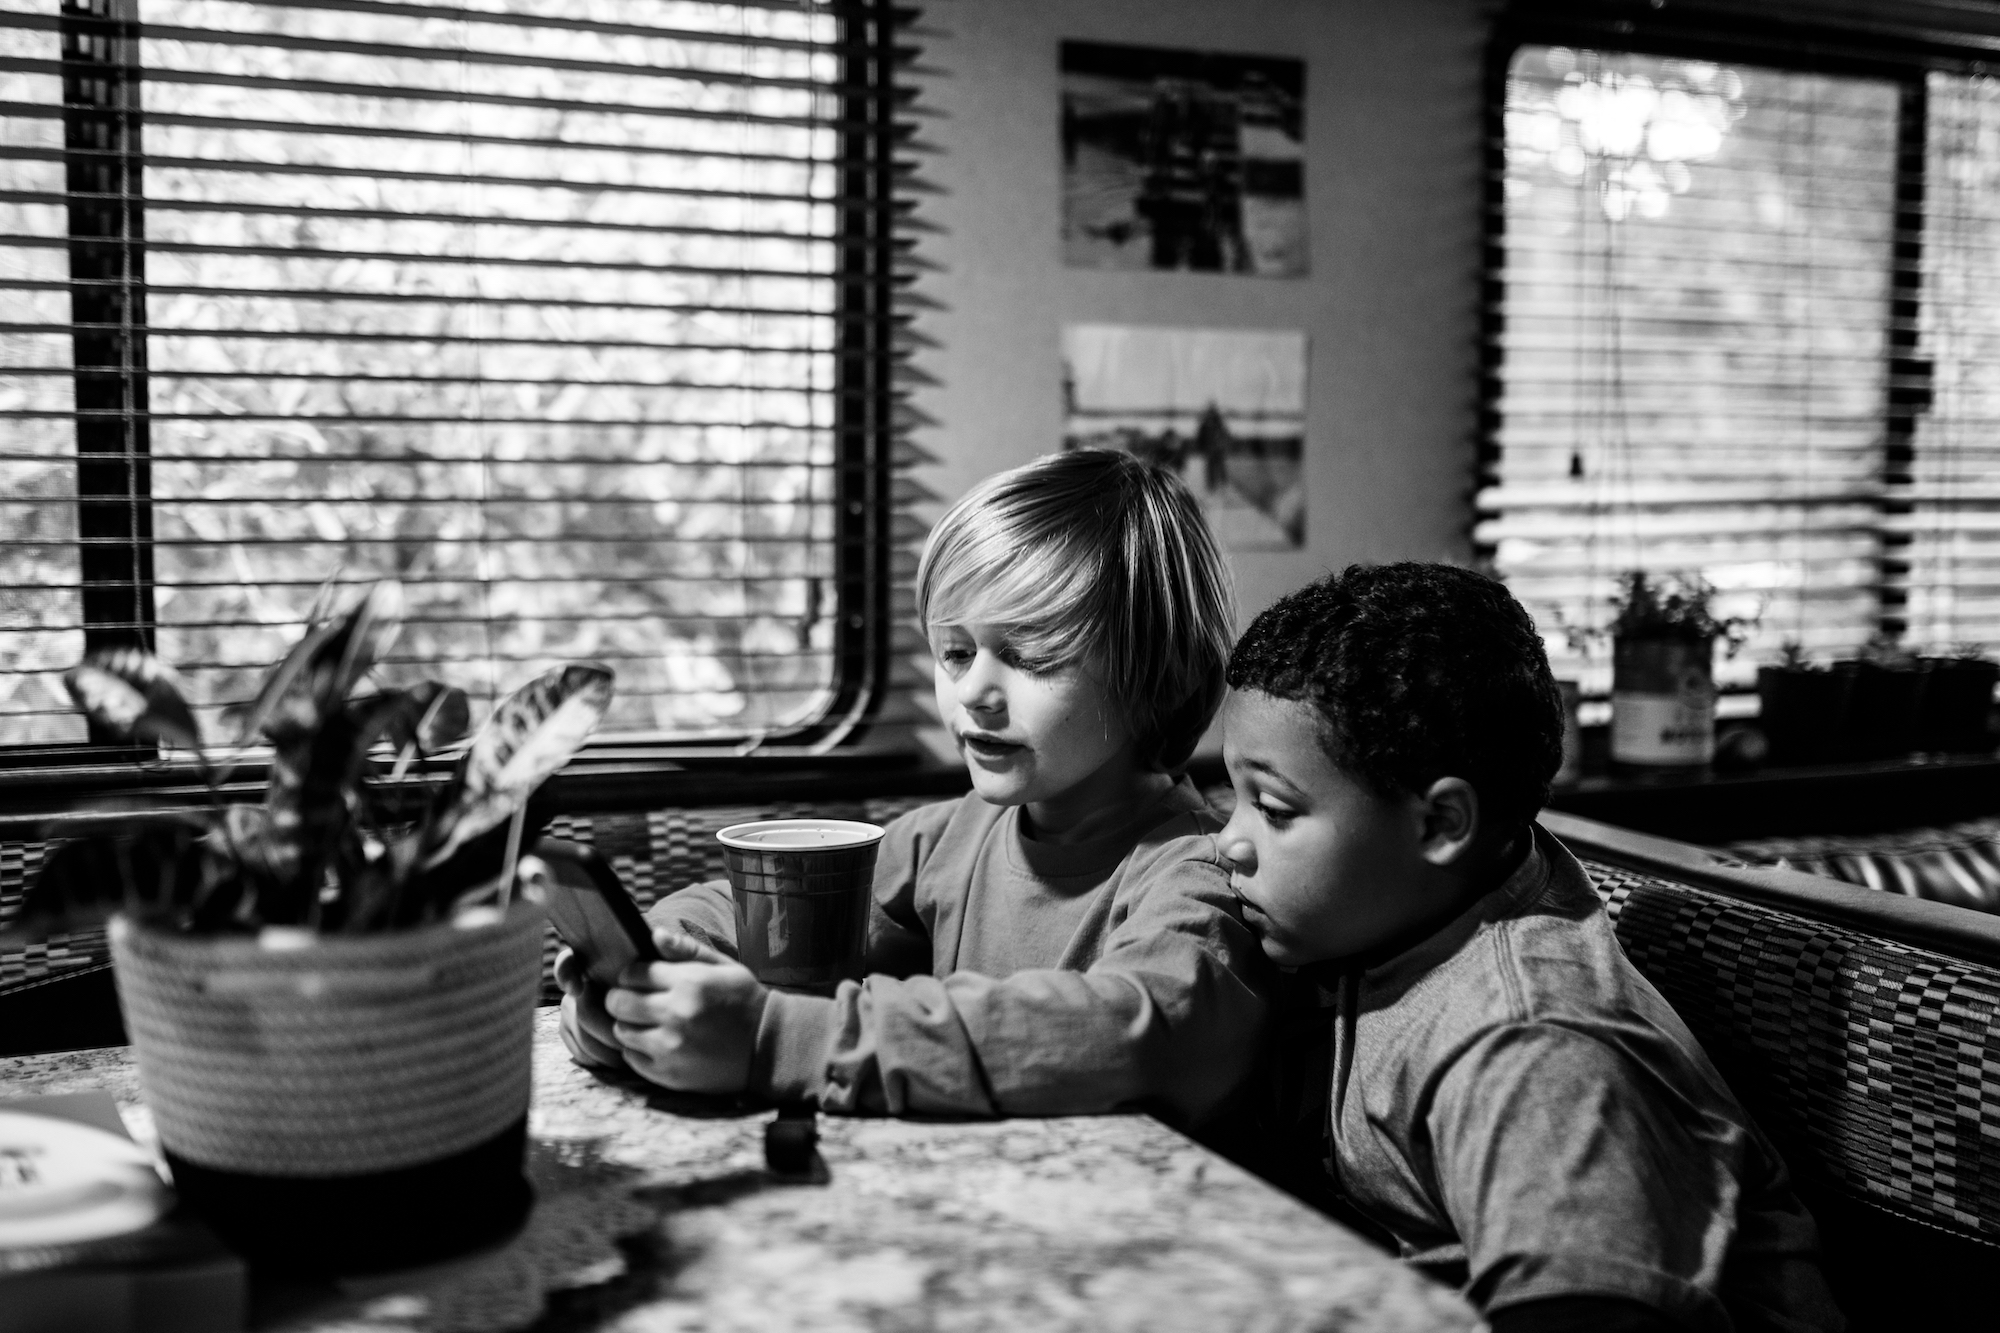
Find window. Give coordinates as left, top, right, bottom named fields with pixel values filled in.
left=0, top=0, right=912, bottom=758
left=1479, top=15, right=2000, bottom=702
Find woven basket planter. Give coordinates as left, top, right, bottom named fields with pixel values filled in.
left=109, top=901, right=545, bottom=1275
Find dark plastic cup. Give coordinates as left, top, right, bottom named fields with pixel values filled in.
left=718, top=819, right=885, bottom=994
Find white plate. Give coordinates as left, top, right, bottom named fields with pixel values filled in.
left=0, top=1109, right=171, bottom=1249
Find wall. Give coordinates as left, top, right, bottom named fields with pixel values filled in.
left=903, top=0, right=1495, bottom=625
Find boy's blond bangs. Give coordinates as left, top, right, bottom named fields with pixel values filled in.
left=916, top=450, right=1236, bottom=771
left=919, top=511, right=1101, bottom=667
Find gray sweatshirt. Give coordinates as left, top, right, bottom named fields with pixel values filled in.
left=1306, top=826, right=1843, bottom=1331
left=645, top=778, right=1272, bottom=1123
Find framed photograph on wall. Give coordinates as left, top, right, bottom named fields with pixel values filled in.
left=1063, top=324, right=1307, bottom=551
left=1060, top=41, right=1307, bottom=275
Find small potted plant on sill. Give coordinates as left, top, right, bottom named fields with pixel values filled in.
left=1602, top=571, right=1756, bottom=771
left=1916, top=645, right=1999, bottom=755
left=1755, top=641, right=1853, bottom=766
left=1, top=581, right=614, bottom=1276
left=1840, top=634, right=1927, bottom=761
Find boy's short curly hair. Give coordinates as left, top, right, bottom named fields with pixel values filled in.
left=917, top=449, right=1235, bottom=773
left=1227, top=563, right=1564, bottom=831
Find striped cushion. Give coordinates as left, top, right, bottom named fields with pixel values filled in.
left=1727, top=818, right=2000, bottom=914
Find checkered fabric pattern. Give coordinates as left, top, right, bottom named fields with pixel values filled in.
left=1585, top=858, right=2000, bottom=1249
left=0, top=836, right=107, bottom=995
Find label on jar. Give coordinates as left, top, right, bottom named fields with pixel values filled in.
left=1611, top=690, right=1716, bottom=765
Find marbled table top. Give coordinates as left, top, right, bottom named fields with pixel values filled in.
left=0, top=1009, right=1482, bottom=1333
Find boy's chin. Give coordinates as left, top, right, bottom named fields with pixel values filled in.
left=1245, top=924, right=1306, bottom=968
left=964, top=767, right=1031, bottom=806
left=1258, top=937, right=1312, bottom=968
left=1249, top=924, right=1335, bottom=970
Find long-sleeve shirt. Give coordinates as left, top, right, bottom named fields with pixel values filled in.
left=645, top=778, right=1273, bottom=1124
left=1247, top=826, right=1841, bottom=1331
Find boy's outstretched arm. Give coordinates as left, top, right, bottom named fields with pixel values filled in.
left=757, top=850, right=1270, bottom=1124
left=635, top=799, right=946, bottom=973
left=559, top=803, right=946, bottom=1073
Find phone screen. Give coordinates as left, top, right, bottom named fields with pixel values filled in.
left=526, top=838, right=660, bottom=988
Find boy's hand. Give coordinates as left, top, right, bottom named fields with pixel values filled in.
left=605, top=929, right=770, bottom=1095
left=554, top=946, right=625, bottom=1070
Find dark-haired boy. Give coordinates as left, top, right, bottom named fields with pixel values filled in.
left=1218, top=563, right=1841, bottom=1333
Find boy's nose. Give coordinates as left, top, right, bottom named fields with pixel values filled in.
left=1216, top=810, right=1255, bottom=871
left=956, top=658, right=1005, bottom=716
left=962, top=692, right=1003, bottom=719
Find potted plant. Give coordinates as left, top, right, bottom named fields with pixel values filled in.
left=1840, top=634, right=1928, bottom=761
left=1603, top=571, right=1755, bottom=770
left=1917, top=645, right=1999, bottom=755
left=1, top=581, right=613, bottom=1275
left=1756, top=641, right=1853, bottom=766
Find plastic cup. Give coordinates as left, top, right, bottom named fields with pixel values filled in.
left=717, top=819, right=885, bottom=994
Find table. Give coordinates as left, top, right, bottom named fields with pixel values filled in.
left=1, top=1010, right=1482, bottom=1333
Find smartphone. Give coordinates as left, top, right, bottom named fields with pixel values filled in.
left=526, top=836, right=660, bottom=988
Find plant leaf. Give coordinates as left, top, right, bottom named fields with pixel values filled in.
left=415, top=683, right=471, bottom=751
left=301, top=567, right=345, bottom=628
left=345, top=689, right=425, bottom=775
left=227, top=616, right=341, bottom=747
left=227, top=580, right=404, bottom=748
left=258, top=707, right=362, bottom=926
left=272, top=580, right=404, bottom=741
left=63, top=665, right=146, bottom=736
left=63, top=650, right=203, bottom=753
left=421, top=664, right=613, bottom=870
left=347, top=682, right=468, bottom=768
left=326, top=580, right=404, bottom=706
left=397, top=793, right=557, bottom=927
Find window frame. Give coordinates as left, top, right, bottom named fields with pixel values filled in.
left=2, top=0, right=913, bottom=787
left=1480, top=0, right=2000, bottom=694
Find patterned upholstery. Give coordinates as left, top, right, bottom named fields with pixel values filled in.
left=0, top=836, right=102, bottom=996
left=1584, top=856, right=2000, bottom=1249
left=1726, top=818, right=2000, bottom=915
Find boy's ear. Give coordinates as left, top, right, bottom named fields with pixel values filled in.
left=1416, top=777, right=1480, bottom=868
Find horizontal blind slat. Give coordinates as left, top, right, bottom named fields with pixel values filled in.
left=0, top=99, right=900, bottom=168
left=1, top=146, right=848, bottom=205
left=0, top=54, right=877, bottom=120
left=0, top=189, right=839, bottom=242
left=0, top=0, right=850, bottom=46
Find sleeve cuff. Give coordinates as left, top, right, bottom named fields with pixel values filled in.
left=643, top=880, right=739, bottom=957
left=752, top=988, right=838, bottom=1104
left=1479, top=1256, right=1732, bottom=1333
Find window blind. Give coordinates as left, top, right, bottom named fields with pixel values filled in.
left=1907, top=71, right=2000, bottom=656
left=1478, top=44, right=1900, bottom=699
left=0, top=0, right=917, bottom=754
